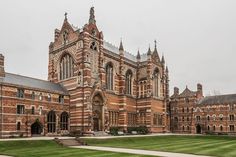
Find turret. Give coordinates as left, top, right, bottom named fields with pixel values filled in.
left=197, top=83, right=203, bottom=98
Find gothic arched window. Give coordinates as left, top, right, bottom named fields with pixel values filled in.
left=153, top=68, right=159, bottom=97
left=106, top=63, right=113, bottom=90
left=125, top=70, right=132, bottom=95
left=90, top=41, right=98, bottom=51
left=60, top=112, right=69, bottom=130
left=60, top=54, right=74, bottom=80
left=63, top=30, right=68, bottom=44
left=47, top=110, right=56, bottom=133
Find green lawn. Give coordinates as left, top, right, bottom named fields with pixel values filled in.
left=0, top=140, right=151, bottom=157
left=84, top=135, right=236, bottom=157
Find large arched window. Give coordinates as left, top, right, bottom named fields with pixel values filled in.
left=125, top=70, right=132, bottom=95
left=60, top=54, right=74, bottom=80
left=47, top=111, right=56, bottom=133
left=60, top=112, right=69, bottom=130
left=106, top=63, right=113, bottom=90
left=153, top=68, right=159, bottom=97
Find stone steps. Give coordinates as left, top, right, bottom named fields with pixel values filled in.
left=54, top=138, right=87, bottom=146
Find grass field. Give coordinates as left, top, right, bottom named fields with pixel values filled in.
left=84, top=135, right=236, bottom=157
left=0, top=140, right=151, bottom=157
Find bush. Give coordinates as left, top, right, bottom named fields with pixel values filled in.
left=137, top=126, right=149, bottom=134
left=69, top=130, right=82, bottom=137
left=127, top=126, right=149, bottom=135
left=110, top=127, right=120, bottom=136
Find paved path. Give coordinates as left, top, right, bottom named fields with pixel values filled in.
left=0, top=155, right=11, bottom=157
left=71, top=146, right=211, bottom=157
left=81, top=133, right=201, bottom=139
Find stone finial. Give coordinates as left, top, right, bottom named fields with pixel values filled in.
left=153, top=40, right=160, bottom=61
left=147, top=45, right=151, bottom=56
left=64, top=12, right=68, bottom=21
left=161, top=55, right=165, bottom=64
left=136, top=49, right=141, bottom=60
left=119, top=40, right=124, bottom=51
left=89, top=7, right=96, bottom=24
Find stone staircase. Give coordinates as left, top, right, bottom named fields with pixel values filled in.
left=54, top=138, right=87, bottom=146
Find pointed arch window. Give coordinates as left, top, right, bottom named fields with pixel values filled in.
left=125, top=70, right=132, bottom=95
left=90, top=41, right=98, bottom=51
left=47, top=111, right=56, bottom=133
left=106, top=63, right=113, bottom=90
left=153, top=68, right=160, bottom=97
left=60, top=54, right=74, bottom=80
left=60, top=112, right=69, bottom=130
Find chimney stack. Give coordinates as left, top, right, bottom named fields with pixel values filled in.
left=174, top=87, right=179, bottom=95
left=0, top=54, right=5, bottom=77
left=54, top=29, right=60, bottom=41
left=197, top=83, right=203, bottom=97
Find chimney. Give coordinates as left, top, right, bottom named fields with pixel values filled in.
left=0, top=54, right=5, bottom=77
left=54, top=29, right=60, bottom=41
left=197, top=83, right=203, bottom=97
left=174, top=87, right=179, bottom=95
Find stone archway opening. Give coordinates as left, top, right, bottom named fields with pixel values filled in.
left=92, top=94, right=104, bottom=131
left=31, top=120, right=43, bottom=136
left=196, top=124, right=201, bottom=134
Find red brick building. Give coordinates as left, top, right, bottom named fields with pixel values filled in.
left=169, top=84, right=236, bottom=135
left=0, top=7, right=169, bottom=137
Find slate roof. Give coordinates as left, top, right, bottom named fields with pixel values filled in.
left=0, top=73, right=68, bottom=94
left=178, top=88, right=196, bottom=97
left=198, top=94, right=236, bottom=105
left=103, top=41, right=147, bottom=62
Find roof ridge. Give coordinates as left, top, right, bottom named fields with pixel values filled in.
left=6, top=72, right=54, bottom=84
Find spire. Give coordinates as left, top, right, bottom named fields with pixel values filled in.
left=166, top=65, right=169, bottom=73
left=153, top=40, right=160, bottom=60
left=89, top=7, right=96, bottom=24
left=119, top=39, right=124, bottom=51
left=147, top=45, right=152, bottom=56
left=161, top=55, right=165, bottom=64
left=136, top=49, right=141, bottom=60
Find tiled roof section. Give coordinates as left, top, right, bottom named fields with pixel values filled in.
left=178, top=87, right=196, bottom=97
left=0, top=73, right=68, bottom=94
left=198, top=94, right=236, bottom=105
left=103, top=41, right=147, bottom=62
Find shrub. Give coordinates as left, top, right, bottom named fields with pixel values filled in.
left=69, top=130, right=82, bottom=137
left=110, top=127, right=120, bottom=136
left=137, top=126, right=149, bottom=135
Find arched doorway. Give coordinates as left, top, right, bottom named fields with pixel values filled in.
left=92, top=94, right=104, bottom=131
left=31, top=120, right=43, bottom=136
left=196, top=124, right=201, bottom=134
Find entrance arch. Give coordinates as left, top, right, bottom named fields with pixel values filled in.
left=31, top=120, right=43, bottom=135
left=92, top=94, right=104, bottom=131
left=196, top=124, right=201, bottom=134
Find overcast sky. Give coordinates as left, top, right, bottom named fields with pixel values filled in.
left=0, top=0, right=236, bottom=95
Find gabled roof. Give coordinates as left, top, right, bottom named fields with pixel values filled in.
left=198, top=94, right=236, bottom=105
left=178, top=87, right=196, bottom=98
left=0, top=73, right=68, bottom=94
